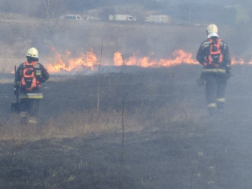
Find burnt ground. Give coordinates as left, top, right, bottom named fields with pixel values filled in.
left=0, top=65, right=252, bottom=188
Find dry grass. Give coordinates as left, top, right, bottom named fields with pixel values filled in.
left=0, top=102, right=200, bottom=142
left=0, top=110, right=145, bottom=141
left=0, top=66, right=203, bottom=142
left=0, top=66, right=215, bottom=189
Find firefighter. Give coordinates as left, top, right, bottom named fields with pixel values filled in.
left=14, top=47, right=49, bottom=124
left=196, top=24, right=231, bottom=116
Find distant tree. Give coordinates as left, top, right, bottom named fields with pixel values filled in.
left=34, top=0, right=67, bottom=19
left=50, top=0, right=68, bottom=18
left=43, top=0, right=50, bottom=20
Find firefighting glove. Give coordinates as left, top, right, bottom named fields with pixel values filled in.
left=14, top=87, right=19, bottom=97
left=39, top=77, right=46, bottom=83
left=225, top=65, right=231, bottom=79
left=225, top=65, right=231, bottom=73
left=197, top=73, right=204, bottom=86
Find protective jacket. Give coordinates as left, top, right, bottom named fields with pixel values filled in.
left=196, top=36, right=231, bottom=115
left=196, top=37, right=231, bottom=74
left=15, top=61, right=49, bottom=94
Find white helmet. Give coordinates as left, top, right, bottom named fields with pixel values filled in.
left=26, top=47, right=39, bottom=58
left=206, top=24, right=218, bottom=35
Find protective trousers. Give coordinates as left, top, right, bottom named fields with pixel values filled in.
left=203, top=73, right=227, bottom=115
left=20, top=99, right=40, bottom=123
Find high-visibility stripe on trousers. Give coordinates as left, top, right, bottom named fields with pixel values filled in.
left=207, top=103, right=217, bottom=108
left=217, top=98, right=225, bottom=102
left=202, top=68, right=226, bottom=73
left=203, top=73, right=227, bottom=109
left=207, top=103, right=217, bottom=116
left=20, top=111, right=28, bottom=117
left=217, top=98, right=225, bottom=109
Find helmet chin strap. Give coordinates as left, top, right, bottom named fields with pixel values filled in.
left=25, top=61, right=37, bottom=66
left=208, top=32, right=219, bottom=38
left=27, top=57, right=38, bottom=64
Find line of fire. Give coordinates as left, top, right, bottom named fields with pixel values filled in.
left=46, top=47, right=248, bottom=74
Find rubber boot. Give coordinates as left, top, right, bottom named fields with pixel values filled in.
left=28, top=117, right=37, bottom=124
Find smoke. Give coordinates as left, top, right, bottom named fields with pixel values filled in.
left=1, top=1, right=252, bottom=189
left=0, top=0, right=252, bottom=73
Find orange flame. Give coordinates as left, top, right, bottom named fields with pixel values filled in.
left=46, top=47, right=97, bottom=73
left=47, top=48, right=199, bottom=73
left=231, top=56, right=244, bottom=65
left=114, top=51, right=123, bottom=66
left=248, top=59, right=252, bottom=65
left=113, top=50, right=197, bottom=67
left=46, top=47, right=251, bottom=73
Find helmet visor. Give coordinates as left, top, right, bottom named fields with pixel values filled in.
left=208, top=32, right=219, bottom=38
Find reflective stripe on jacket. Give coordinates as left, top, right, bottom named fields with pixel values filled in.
left=202, top=68, right=226, bottom=73
left=196, top=37, right=231, bottom=70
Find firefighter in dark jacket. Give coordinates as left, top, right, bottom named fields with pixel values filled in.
left=196, top=24, right=231, bottom=115
left=14, top=47, right=49, bottom=124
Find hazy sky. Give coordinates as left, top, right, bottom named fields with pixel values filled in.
left=167, top=0, right=250, bottom=5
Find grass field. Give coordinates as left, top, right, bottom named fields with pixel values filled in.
left=0, top=64, right=207, bottom=188
left=0, top=65, right=201, bottom=140
left=1, top=16, right=252, bottom=188
left=1, top=64, right=252, bottom=188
